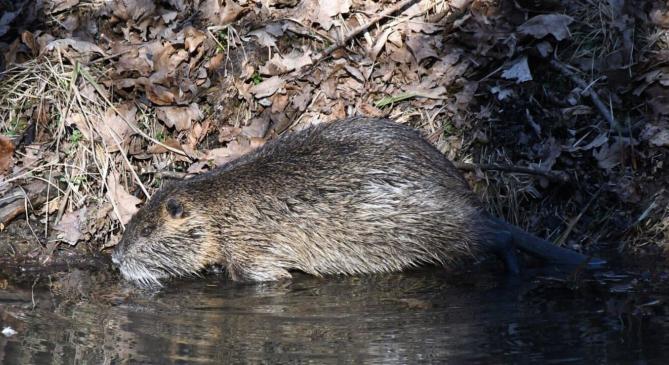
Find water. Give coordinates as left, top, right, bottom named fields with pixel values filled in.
left=1, top=268, right=668, bottom=364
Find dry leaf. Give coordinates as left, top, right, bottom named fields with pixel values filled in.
left=45, top=38, right=106, bottom=55
left=115, top=43, right=159, bottom=76
left=184, top=26, right=206, bottom=53
left=242, top=117, right=270, bottom=138
left=106, top=171, right=141, bottom=225
left=317, top=0, right=352, bottom=30
left=110, top=0, right=156, bottom=21
left=593, top=139, right=628, bottom=171
left=406, top=34, right=439, bottom=63
left=146, top=138, right=182, bottom=154
left=100, top=103, right=137, bottom=151
left=518, top=14, right=573, bottom=41
left=201, top=0, right=245, bottom=25
left=218, top=126, right=242, bottom=142
left=48, top=0, right=80, bottom=13
left=250, top=76, right=285, bottom=98
left=641, top=124, right=669, bottom=147
left=501, top=56, right=533, bottom=83
left=151, top=42, right=188, bottom=84
left=54, top=207, right=87, bottom=245
left=0, top=136, right=15, bottom=175
left=293, top=85, right=313, bottom=111
left=368, top=28, right=393, bottom=62
left=405, top=79, right=447, bottom=100
left=259, top=50, right=312, bottom=75
left=156, top=103, right=202, bottom=131
left=248, top=28, right=278, bottom=48
left=146, top=83, right=177, bottom=105
left=204, top=139, right=264, bottom=166
left=271, top=93, right=290, bottom=113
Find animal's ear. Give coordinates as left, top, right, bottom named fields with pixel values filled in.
left=166, top=198, right=185, bottom=219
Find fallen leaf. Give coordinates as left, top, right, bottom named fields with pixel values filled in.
left=593, top=138, right=633, bottom=171
left=218, top=126, right=242, bottom=142
left=368, top=28, right=393, bottom=62
left=248, top=28, right=278, bottom=48
left=151, top=42, right=188, bottom=84
left=0, top=136, right=15, bottom=175
left=406, top=34, right=439, bottom=63
left=115, top=42, right=159, bottom=76
left=250, top=76, right=285, bottom=98
left=106, top=171, right=141, bottom=225
left=518, top=14, right=573, bottom=41
left=646, top=85, right=669, bottom=116
left=501, top=56, right=533, bottom=83
left=259, top=50, right=313, bottom=75
left=317, top=0, right=352, bottom=30
left=146, top=83, right=177, bottom=105
left=330, top=100, right=346, bottom=120
left=292, top=85, right=313, bottom=111
left=201, top=0, right=245, bottom=25
left=45, top=38, right=106, bottom=56
left=641, top=124, right=669, bottom=147
left=184, top=27, right=206, bottom=53
left=156, top=103, right=202, bottom=131
left=146, top=137, right=182, bottom=154
left=54, top=207, right=87, bottom=245
left=242, top=116, right=270, bottom=138
left=344, top=64, right=365, bottom=83
left=491, top=86, right=513, bottom=101
left=49, top=0, right=80, bottom=13
left=271, top=92, right=290, bottom=113
left=110, top=0, right=156, bottom=22
left=100, top=103, right=137, bottom=151
left=204, top=139, right=264, bottom=166
left=404, top=79, right=447, bottom=100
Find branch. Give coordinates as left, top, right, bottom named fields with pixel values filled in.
left=549, top=59, right=618, bottom=130
left=453, top=162, right=570, bottom=183
left=0, top=181, right=48, bottom=228
left=313, top=0, right=421, bottom=62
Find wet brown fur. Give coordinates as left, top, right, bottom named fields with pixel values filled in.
left=111, top=118, right=552, bottom=285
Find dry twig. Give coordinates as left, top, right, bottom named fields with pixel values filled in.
left=313, top=0, right=420, bottom=62
left=549, top=59, right=618, bottom=130
left=453, top=162, right=570, bottom=183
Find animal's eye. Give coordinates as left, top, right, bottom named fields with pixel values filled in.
left=141, top=225, right=156, bottom=237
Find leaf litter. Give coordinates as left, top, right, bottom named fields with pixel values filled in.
left=0, top=0, right=667, bottom=272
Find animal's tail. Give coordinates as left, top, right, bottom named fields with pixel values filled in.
left=488, top=216, right=607, bottom=269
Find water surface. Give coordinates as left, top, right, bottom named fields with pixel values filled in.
left=1, top=267, right=668, bottom=364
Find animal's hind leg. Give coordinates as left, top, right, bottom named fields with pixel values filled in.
left=490, top=230, right=520, bottom=274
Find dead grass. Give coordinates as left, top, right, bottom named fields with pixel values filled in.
left=0, top=55, right=165, bottom=243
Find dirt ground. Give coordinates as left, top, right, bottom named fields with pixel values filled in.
left=0, top=0, right=668, bottom=276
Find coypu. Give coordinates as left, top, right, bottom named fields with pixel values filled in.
left=112, top=117, right=604, bottom=286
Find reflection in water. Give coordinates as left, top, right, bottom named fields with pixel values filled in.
left=1, top=268, right=668, bottom=364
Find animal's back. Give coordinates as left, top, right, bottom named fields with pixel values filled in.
left=185, top=117, right=492, bottom=280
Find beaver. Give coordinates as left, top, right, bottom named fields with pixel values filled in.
left=111, top=117, right=604, bottom=286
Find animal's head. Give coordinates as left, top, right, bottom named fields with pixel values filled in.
left=111, top=187, right=219, bottom=287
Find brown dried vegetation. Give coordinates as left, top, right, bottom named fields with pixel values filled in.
left=0, top=0, right=668, bottom=268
